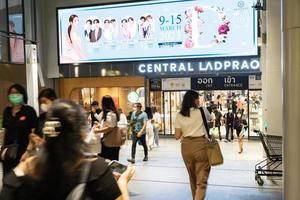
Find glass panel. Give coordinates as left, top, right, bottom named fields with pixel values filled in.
left=0, top=35, right=9, bottom=62
left=163, top=92, right=171, bottom=135
left=0, top=0, right=7, bottom=32
left=8, top=0, right=23, bottom=34
left=9, top=34, right=24, bottom=63
left=249, top=91, right=263, bottom=136
left=198, top=90, right=249, bottom=139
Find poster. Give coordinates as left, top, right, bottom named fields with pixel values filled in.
left=57, top=0, right=258, bottom=64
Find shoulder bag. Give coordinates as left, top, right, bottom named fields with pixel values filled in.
left=199, top=107, right=224, bottom=166
left=103, top=126, right=127, bottom=148
left=0, top=140, right=19, bottom=161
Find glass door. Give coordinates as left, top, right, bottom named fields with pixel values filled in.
left=163, top=91, right=185, bottom=135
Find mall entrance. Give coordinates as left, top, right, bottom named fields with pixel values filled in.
left=150, top=90, right=262, bottom=139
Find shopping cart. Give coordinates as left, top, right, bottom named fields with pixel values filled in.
left=254, top=129, right=282, bottom=186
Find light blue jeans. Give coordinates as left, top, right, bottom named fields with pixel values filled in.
left=153, top=126, right=159, bottom=146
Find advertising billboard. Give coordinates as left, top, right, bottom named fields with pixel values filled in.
left=57, top=0, right=258, bottom=64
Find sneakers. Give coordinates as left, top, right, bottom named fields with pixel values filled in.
left=127, top=158, right=135, bottom=164
left=143, top=156, right=148, bottom=162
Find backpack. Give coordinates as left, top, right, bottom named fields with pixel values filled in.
left=66, top=161, right=93, bottom=200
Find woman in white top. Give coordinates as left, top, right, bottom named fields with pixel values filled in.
left=175, top=90, right=211, bottom=200
left=152, top=107, right=161, bottom=147
left=97, top=95, right=120, bottom=161
left=145, top=107, right=154, bottom=150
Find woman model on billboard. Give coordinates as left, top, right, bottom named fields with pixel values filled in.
left=9, top=21, right=24, bottom=63
left=62, top=14, right=85, bottom=63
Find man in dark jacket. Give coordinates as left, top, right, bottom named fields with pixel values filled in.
left=224, top=107, right=234, bottom=142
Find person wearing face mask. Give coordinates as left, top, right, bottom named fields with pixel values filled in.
left=19, top=88, right=57, bottom=162
left=0, top=84, right=38, bottom=179
left=223, top=107, right=234, bottom=142
left=36, top=88, right=58, bottom=137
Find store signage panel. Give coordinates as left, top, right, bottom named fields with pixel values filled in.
left=162, top=78, right=191, bottom=91
left=249, top=74, right=262, bottom=90
left=191, top=76, right=248, bottom=90
left=137, top=57, right=260, bottom=75
left=150, top=79, right=162, bottom=91
left=57, top=0, right=257, bottom=64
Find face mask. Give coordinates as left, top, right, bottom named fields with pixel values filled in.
left=40, top=103, right=49, bottom=112
left=8, top=94, right=23, bottom=105
left=237, top=114, right=241, bottom=118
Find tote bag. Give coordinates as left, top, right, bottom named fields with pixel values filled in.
left=199, top=107, right=224, bottom=166
left=103, top=126, right=127, bottom=147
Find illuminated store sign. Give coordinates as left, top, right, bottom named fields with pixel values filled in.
left=191, top=76, right=249, bottom=90
left=57, top=0, right=257, bottom=64
left=138, top=58, right=260, bottom=74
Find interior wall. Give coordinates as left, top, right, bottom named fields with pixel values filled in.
left=59, top=76, right=144, bottom=98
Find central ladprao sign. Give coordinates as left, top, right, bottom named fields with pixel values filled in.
left=137, top=57, right=260, bottom=75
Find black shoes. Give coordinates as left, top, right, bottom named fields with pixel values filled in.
left=127, top=158, right=135, bottom=164
left=127, top=157, right=148, bottom=163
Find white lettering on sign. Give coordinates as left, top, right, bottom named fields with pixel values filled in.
left=250, top=60, right=260, bottom=69
left=198, top=78, right=213, bottom=84
left=138, top=59, right=260, bottom=74
left=224, top=76, right=236, bottom=84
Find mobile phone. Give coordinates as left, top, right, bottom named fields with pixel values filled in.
left=108, top=160, right=127, bottom=174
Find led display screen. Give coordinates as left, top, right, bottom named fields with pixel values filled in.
left=57, top=0, right=257, bottom=64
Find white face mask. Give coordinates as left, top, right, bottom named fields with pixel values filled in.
left=40, top=103, right=49, bottom=113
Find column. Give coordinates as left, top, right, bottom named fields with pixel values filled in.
left=262, top=0, right=282, bottom=136
left=283, top=0, right=300, bottom=199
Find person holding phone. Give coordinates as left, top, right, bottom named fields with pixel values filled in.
left=0, top=99, right=135, bottom=200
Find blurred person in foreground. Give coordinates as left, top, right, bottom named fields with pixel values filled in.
left=20, top=88, right=57, bottom=161
left=0, top=99, right=135, bottom=200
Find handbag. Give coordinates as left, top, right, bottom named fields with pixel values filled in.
left=206, top=138, right=224, bottom=166
left=0, top=143, right=19, bottom=161
left=199, top=107, right=223, bottom=166
left=103, top=126, right=127, bottom=147
left=209, top=128, right=219, bottom=139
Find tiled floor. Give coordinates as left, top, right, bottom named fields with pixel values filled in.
left=0, top=138, right=283, bottom=200
left=119, top=138, right=283, bottom=200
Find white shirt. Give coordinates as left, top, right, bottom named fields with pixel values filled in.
left=97, top=111, right=117, bottom=128
left=175, top=108, right=206, bottom=137
left=118, top=113, right=128, bottom=127
left=153, top=112, right=161, bottom=124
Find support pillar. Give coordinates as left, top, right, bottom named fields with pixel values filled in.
left=283, top=0, right=300, bottom=199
